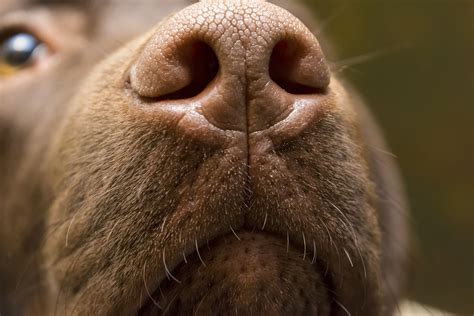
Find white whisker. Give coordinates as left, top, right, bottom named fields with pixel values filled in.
left=321, top=221, right=334, bottom=248
left=334, top=298, right=351, bottom=316
left=160, top=215, right=168, bottom=233
left=143, top=264, right=162, bottom=309
left=261, top=212, right=268, bottom=230
left=65, top=212, right=78, bottom=248
left=311, top=240, right=317, bottom=264
left=230, top=226, right=240, bottom=240
left=329, top=202, right=359, bottom=248
left=331, top=48, right=393, bottom=70
left=369, top=145, right=398, bottom=158
left=329, top=202, right=367, bottom=276
left=195, top=238, right=206, bottom=267
left=163, top=248, right=181, bottom=283
left=343, top=247, right=354, bottom=268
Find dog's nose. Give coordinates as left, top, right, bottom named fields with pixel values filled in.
left=130, top=0, right=329, bottom=133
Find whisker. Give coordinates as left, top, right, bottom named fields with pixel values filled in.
left=65, top=212, right=78, bottom=248
left=106, top=220, right=120, bottom=243
left=357, top=246, right=367, bottom=278
left=302, top=232, right=307, bottom=261
left=195, top=238, right=206, bottom=267
left=329, top=202, right=356, bottom=240
left=182, top=251, right=188, bottom=264
left=329, top=202, right=362, bottom=252
left=162, top=292, right=179, bottom=316
left=332, top=49, right=388, bottom=68
left=324, top=261, right=330, bottom=277
left=334, top=298, right=351, bottom=316
left=311, top=240, right=318, bottom=264
left=160, top=215, right=168, bottom=233
left=343, top=247, right=354, bottom=268
left=286, top=231, right=290, bottom=254
left=316, top=2, right=349, bottom=35
left=328, top=202, right=369, bottom=279
left=331, top=47, right=400, bottom=73
left=143, top=263, right=162, bottom=310
left=162, top=248, right=181, bottom=284
left=320, top=220, right=334, bottom=248
left=230, top=226, right=241, bottom=241
left=194, top=292, right=210, bottom=316
left=261, top=212, right=268, bottom=230
left=159, top=285, right=166, bottom=300
left=138, top=291, right=143, bottom=313
left=369, top=145, right=398, bottom=159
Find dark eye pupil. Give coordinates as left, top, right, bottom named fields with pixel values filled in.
left=0, top=33, right=41, bottom=66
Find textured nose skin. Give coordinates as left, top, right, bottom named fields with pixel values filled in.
left=130, top=0, right=329, bottom=133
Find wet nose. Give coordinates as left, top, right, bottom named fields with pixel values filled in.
left=130, top=0, right=330, bottom=133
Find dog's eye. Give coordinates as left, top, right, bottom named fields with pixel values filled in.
left=0, top=32, right=49, bottom=76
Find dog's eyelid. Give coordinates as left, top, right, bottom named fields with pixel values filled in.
left=0, top=25, right=48, bottom=46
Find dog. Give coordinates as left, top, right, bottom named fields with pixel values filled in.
left=0, top=0, right=408, bottom=314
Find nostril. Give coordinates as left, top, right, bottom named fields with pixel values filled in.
left=269, top=40, right=329, bottom=95
left=164, top=42, right=219, bottom=101
left=132, top=41, right=219, bottom=102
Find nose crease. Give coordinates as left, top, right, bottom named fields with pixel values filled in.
left=130, top=0, right=330, bottom=135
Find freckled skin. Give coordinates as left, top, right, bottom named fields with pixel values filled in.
left=0, top=1, right=408, bottom=315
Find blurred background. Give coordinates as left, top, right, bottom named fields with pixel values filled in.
left=303, top=0, right=473, bottom=314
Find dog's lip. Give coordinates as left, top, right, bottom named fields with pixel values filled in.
left=137, top=229, right=333, bottom=315
left=160, top=228, right=321, bottom=287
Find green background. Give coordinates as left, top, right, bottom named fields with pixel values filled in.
left=304, top=0, right=473, bottom=314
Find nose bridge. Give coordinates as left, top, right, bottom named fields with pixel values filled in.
left=183, top=0, right=326, bottom=81
left=130, top=0, right=329, bottom=135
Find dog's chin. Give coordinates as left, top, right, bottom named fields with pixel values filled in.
left=139, top=232, right=331, bottom=315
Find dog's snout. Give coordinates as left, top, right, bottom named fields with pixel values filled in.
left=130, top=0, right=329, bottom=133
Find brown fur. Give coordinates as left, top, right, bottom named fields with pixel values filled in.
left=0, top=1, right=408, bottom=315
